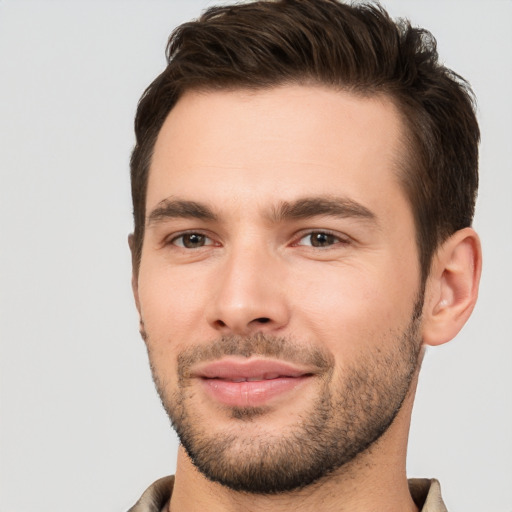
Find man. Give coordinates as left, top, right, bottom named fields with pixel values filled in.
left=127, top=1, right=481, bottom=510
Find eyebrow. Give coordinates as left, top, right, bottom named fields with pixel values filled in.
left=147, top=198, right=217, bottom=226
left=147, top=196, right=376, bottom=227
left=268, top=197, right=377, bottom=224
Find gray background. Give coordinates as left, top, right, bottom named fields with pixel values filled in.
left=0, top=1, right=510, bottom=511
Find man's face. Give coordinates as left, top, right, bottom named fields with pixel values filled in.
left=134, top=85, right=424, bottom=493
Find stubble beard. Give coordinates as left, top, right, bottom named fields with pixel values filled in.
left=145, top=302, right=423, bottom=495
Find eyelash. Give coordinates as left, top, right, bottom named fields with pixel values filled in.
left=168, top=231, right=216, bottom=249
left=294, top=230, right=350, bottom=248
left=167, top=229, right=350, bottom=250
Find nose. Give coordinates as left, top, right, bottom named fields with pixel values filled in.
left=205, top=243, right=290, bottom=336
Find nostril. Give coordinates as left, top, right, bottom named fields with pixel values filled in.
left=212, top=317, right=271, bottom=330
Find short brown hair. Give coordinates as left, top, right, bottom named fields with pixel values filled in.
left=130, top=0, right=479, bottom=281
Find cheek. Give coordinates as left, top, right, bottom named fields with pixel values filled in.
left=137, top=262, right=209, bottom=345
left=137, top=268, right=199, bottom=390
left=288, top=260, right=419, bottom=356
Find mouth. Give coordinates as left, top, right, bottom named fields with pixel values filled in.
left=192, top=358, right=315, bottom=408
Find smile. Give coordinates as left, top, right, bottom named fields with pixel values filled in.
left=192, top=358, right=315, bottom=408
left=222, top=374, right=285, bottom=382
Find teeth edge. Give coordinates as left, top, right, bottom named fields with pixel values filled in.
left=231, top=374, right=283, bottom=382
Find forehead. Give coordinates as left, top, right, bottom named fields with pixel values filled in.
left=148, top=84, right=408, bottom=218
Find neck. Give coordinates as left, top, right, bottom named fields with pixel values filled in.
left=169, top=378, right=420, bottom=512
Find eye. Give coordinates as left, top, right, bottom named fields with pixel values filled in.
left=296, top=231, right=346, bottom=248
left=171, top=233, right=213, bottom=249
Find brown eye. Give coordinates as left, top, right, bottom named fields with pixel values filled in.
left=173, top=233, right=209, bottom=248
left=296, top=231, right=346, bottom=248
left=303, top=232, right=339, bottom=247
left=311, top=232, right=336, bottom=247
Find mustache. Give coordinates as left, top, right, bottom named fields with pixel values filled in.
left=176, top=333, right=335, bottom=379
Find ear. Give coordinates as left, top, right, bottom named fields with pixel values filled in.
left=128, top=233, right=141, bottom=317
left=421, top=227, right=482, bottom=346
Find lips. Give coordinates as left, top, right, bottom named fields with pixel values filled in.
left=193, top=358, right=314, bottom=408
left=222, top=374, right=284, bottom=382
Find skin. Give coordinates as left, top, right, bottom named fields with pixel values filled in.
left=131, top=85, right=481, bottom=512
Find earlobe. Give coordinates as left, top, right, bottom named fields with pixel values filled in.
left=421, top=228, right=482, bottom=347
